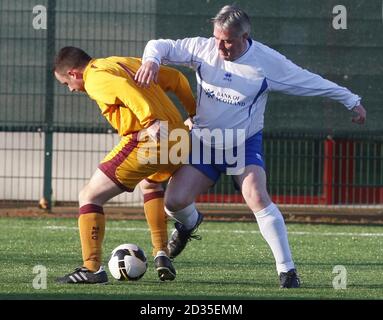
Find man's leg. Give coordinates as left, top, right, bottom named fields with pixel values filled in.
left=139, top=179, right=176, bottom=281
left=78, top=168, right=123, bottom=270
left=57, top=168, right=123, bottom=284
left=234, top=165, right=300, bottom=288
left=164, top=165, right=214, bottom=258
left=139, top=179, right=168, bottom=256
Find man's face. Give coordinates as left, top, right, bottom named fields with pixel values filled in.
left=213, top=25, right=248, bottom=61
left=54, top=70, right=85, bottom=92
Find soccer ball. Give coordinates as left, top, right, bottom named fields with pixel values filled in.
left=108, top=243, right=148, bottom=281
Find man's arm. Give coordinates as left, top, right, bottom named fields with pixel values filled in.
left=156, top=65, right=196, bottom=118
left=135, top=37, right=208, bottom=87
left=259, top=44, right=366, bottom=124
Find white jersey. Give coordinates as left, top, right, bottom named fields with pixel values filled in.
left=142, top=37, right=361, bottom=148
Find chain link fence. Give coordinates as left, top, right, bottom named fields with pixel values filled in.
left=1, top=0, right=382, bottom=211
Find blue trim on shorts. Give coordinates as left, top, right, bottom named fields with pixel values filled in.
left=189, top=130, right=265, bottom=183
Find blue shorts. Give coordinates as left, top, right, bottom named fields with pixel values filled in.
left=189, top=130, right=265, bottom=183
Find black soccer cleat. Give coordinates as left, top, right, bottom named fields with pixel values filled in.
left=56, top=266, right=108, bottom=284
left=167, top=211, right=203, bottom=259
left=154, top=251, right=176, bottom=281
left=279, top=269, right=301, bottom=288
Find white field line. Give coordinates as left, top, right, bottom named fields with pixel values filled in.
left=35, top=225, right=383, bottom=237
left=1, top=225, right=382, bottom=237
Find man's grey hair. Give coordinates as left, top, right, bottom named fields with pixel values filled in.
left=212, top=5, right=251, bottom=37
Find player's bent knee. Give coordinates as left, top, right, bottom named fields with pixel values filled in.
left=78, top=185, right=88, bottom=203
left=139, top=179, right=163, bottom=192
left=242, top=190, right=271, bottom=208
left=164, top=192, right=191, bottom=212
left=78, top=184, right=98, bottom=205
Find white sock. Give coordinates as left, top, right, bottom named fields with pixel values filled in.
left=253, top=203, right=295, bottom=274
left=164, top=203, right=199, bottom=229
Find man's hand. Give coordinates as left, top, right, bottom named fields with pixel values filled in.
left=141, top=119, right=169, bottom=142
left=184, top=117, right=194, bottom=130
left=134, top=61, right=159, bottom=88
left=351, top=104, right=366, bottom=125
left=146, top=120, right=161, bottom=141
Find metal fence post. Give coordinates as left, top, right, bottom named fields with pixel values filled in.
left=42, top=0, right=56, bottom=211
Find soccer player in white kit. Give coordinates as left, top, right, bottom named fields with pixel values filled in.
left=135, top=4, right=366, bottom=288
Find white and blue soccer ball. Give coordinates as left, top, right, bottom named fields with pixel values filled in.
left=108, top=243, right=148, bottom=281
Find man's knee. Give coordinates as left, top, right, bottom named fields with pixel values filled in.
left=79, top=184, right=101, bottom=206
left=139, top=179, right=163, bottom=193
left=79, top=184, right=90, bottom=204
left=242, top=188, right=271, bottom=208
left=164, top=191, right=191, bottom=212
